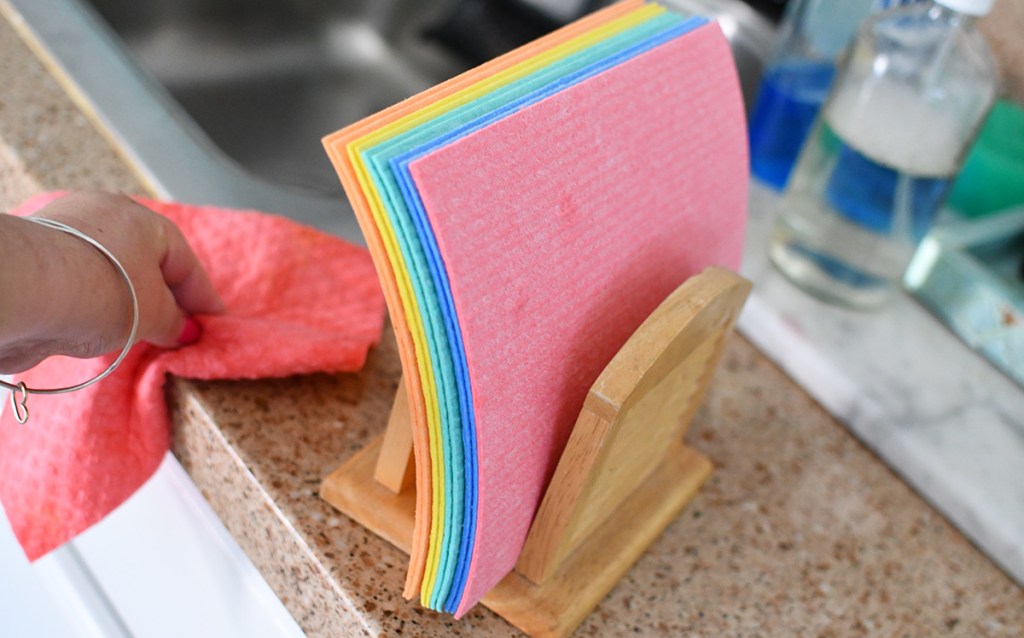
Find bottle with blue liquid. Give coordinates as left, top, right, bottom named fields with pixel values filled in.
left=771, top=0, right=999, bottom=309
left=748, top=0, right=918, bottom=191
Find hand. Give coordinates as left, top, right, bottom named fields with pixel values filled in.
left=0, top=191, right=223, bottom=373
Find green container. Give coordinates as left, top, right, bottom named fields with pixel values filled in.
left=948, top=99, right=1024, bottom=219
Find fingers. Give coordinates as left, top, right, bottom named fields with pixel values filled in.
left=157, top=216, right=225, bottom=316
left=136, top=212, right=224, bottom=348
left=142, top=288, right=204, bottom=349
left=140, top=284, right=191, bottom=349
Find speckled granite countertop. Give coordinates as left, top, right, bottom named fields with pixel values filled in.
left=2, top=13, right=1023, bottom=637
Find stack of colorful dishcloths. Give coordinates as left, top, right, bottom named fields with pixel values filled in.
left=323, top=0, right=747, bottom=617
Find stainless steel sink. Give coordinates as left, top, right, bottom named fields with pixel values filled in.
left=1, top=0, right=772, bottom=239
left=85, top=0, right=469, bottom=203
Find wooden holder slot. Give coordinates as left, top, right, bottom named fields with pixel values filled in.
left=321, top=267, right=751, bottom=637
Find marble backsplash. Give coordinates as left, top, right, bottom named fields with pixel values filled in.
left=737, top=183, right=1024, bottom=588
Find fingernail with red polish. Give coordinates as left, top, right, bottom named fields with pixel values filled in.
left=177, top=317, right=202, bottom=346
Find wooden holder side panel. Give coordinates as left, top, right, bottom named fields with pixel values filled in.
left=516, top=268, right=751, bottom=584
left=561, top=328, right=722, bottom=555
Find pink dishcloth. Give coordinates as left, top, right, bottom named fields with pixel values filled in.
left=0, top=193, right=385, bottom=560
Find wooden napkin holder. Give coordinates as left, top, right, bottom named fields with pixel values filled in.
left=321, top=267, right=750, bottom=637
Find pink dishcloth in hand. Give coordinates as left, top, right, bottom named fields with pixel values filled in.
left=0, top=192, right=385, bottom=560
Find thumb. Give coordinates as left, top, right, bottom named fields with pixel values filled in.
left=144, top=286, right=203, bottom=349
left=159, top=217, right=224, bottom=316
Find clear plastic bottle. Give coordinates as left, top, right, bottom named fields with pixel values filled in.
left=770, top=0, right=999, bottom=309
left=748, top=0, right=910, bottom=191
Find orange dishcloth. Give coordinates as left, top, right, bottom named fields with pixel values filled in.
left=0, top=193, right=385, bottom=560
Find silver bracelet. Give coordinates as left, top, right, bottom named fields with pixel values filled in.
left=1, top=217, right=139, bottom=424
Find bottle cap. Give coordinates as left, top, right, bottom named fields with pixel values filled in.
left=934, top=0, right=995, bottom=16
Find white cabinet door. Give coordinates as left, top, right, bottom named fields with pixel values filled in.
left=1, top=510, right=118, bottom=638
left=1, top=453, right=305, bottom=638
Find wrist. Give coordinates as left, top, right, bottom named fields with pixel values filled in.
left=0, top=213, right=131, bottom=361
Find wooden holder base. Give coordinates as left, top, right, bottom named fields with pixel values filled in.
left=321, top=267, right=750, bottom=637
